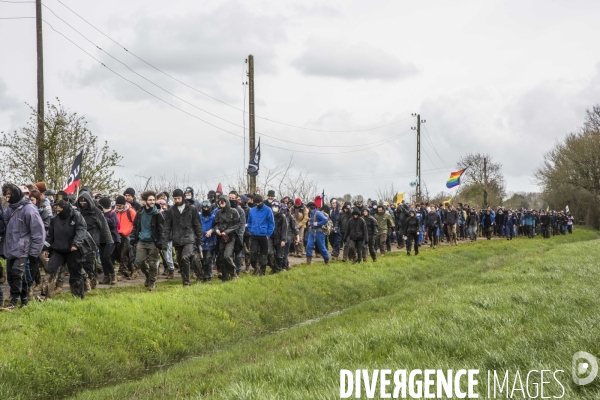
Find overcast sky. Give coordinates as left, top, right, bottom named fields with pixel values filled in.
left=1, top=0, right=599, bottom=198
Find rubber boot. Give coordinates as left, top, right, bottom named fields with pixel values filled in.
left=110, top=274, right=117, bottom=285
left=306, top=257, right=312, bottom=265
left=100, top=275, right=111, bottom=285
left=324, top=258, right=330, bottom=265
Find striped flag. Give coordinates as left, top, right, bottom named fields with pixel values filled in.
left=446, top=168, right=467, bottom=189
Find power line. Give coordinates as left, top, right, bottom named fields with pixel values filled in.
left=0, top=16, right=34, bottom=18
left=37, top=20, right=413, bottom=156
left=27, top=3, right=414, bottom=149
left=52, top=0, right=412, bottom=134
left=422, top=124, right=452, bottom=170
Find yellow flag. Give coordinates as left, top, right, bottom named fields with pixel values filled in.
left=393, top=192, right=405, bottom=205
left=443, top=197, right=452, bottom=205
left=546, top=205, right=549, bottom=211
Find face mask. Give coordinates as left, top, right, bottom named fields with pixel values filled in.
left=201, top=208, right=211, bottom=216
left=256, top=203, right=264, bottom=210
left=272, top=206, right=280, bottom=214
left=186, top=195, right=192, bottom=200
left=229, top=200, right=237, bottom=208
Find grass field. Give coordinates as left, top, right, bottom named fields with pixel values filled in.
left=1, top=230, right=599, bottom=399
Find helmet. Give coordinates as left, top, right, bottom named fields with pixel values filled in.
left=45, top=189, right=56, bottom=196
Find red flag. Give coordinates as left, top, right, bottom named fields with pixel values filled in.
left=216, top=182, right=222, bottom=192
left=63, top=151, right=83, bottom=195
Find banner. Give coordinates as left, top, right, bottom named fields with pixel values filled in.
left=409, top=176, right=418, bottom=188
left=247, top=138, right=261, bottom=177
left=393, top=192, right=405, bottom=205
left=63, top=150, right=83, bottom=195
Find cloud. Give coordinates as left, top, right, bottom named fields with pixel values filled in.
left=292, top=38, right=419, bottom=81
left=68, top=1, right=287, bottom=101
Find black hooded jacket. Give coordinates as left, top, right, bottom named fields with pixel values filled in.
left=426, top=211, right=441, bottom=228
left=344, top=209, right=368, bottom=242
left=361, top=212, right=378, bottom=239
left=48, top=203, right=88, bottom=252
left=77, top=191, right=113, bottom=246
left=405, top=215, right=421, bottom=235
left=214, top=195, right=241, bottom=241
left=162, top=202, right=203, bottom=247
left=336, top=202, right=352, bottom=233
left=272, top=209, right=289, bottom=242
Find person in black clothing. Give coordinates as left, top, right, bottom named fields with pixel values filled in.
left=98, top=197, right=120, bottom=285
left=214, top=195, right=241, bottom=281
left=336, top=202, right=352, bottom=261
left=466, top=208, right=479, bottom=241
left=395, top=204, right=409, bottom=249
left=540, top=211, right=552, bottom=238
left=343, top=208, right=368, bottom=264
left=44, top=200, right=88, bottom=298
left=123, top=187, right=142, bottom=213
left=282, top=203, right=298, bottom=270
left=269, top=201, right=288, bottom=273
left=405, top=210, right=421, bottom=256
left=162, top=189, right=203, bottom=286
left=426, top=205, right=442, bottom=249
left=481, top=210, right=495, bottom=240
left=445, top=204, right=459, bottom=245
left=76, top=191, right=113, bottom=291
left=361, top=208, right=378, bottom=262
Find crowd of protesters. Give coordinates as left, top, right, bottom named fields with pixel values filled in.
left=0, top=182, right=573, bottom=310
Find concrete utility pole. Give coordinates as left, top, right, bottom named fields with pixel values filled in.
left=35, top=0, right=45, bottom=181
left=411, top=113, right=425, bottom=202
left=248, top=54, right=256, bottom=194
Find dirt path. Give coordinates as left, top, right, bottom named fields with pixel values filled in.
left=0, top=236, right=500, bottom=296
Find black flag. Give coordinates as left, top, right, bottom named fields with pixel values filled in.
left=63, top=150, right=83, bottom=195
left=247, top=138, right=261, bottom=177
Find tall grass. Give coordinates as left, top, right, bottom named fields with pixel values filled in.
left=0, top=230, right=596, bottom=399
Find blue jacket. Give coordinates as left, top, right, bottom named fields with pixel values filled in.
left=2, top=198, right=46, bottom=259
left=308, top=209, right=328, bottom=232
left=480, top=213, right=495, bottom=226
left=329, top=206, right=340, bottom=227
left=247, top=205, right=275, bottom=237
left=199, top=208, right=217, bottom=251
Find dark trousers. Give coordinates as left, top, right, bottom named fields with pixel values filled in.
left=484, top=225, right=493, bottom=240
left=348, top=239, right=364, bottom=263
left=5, top=258, right=28, bottom=305
left=201, top=249, right=214, bottom=279
left=217, top=240, right=236, bottom=280
left=250, top=235, right=269, bottom=273
left=406, top=232, right=420, bottom=254
left=28, top=255, right=42, bottom=286
left=174, top=244, right=194, bottom=285
left=99, top=243, right=116, bottom=276
left=366, top=237, right=376, bottom=261
left=282, top=239, right=291, bottom=268
left=49, top=250, right=85, bottom=298
left=115, top=235, right=135, bottom=277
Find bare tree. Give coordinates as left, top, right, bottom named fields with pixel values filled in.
left=457, top=153, right=506, bottom=208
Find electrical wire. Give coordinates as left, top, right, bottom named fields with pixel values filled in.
left=52, top=0, right=412, bottom=134
left=27, top=3, right=413, bottom=149
left=38, top=20, right=413, bottom=156
left=423, top=124, right=452, bottom=170
left=0, top=16, right=34, bottom=18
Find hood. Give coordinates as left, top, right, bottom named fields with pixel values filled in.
left=185, top=186, right=196, bottom=204
left=240, top=194, right=248, bottom=207
left=217, top=194, right=231, bottom=211
left=343, top=201, right=351, bottom=211
left=351, top=207, right=360, bottom=216
left=77, top=191, right=95, bottom=213
left=8, top=196, right=31, bottom=210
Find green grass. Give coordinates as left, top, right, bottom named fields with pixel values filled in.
left=0, top=230, right=598, bottom=399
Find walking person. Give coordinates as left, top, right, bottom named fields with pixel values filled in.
left=361, top=208, right=378, bottom=262
left=247, top=195, right=275, bottom=276
left=373, top=205, right=395, bottom=256
left=269, top=201, right=288, bottom=273
left=76, top=191, right=114, bottom=291
left=131, top=191, right=165, bottom=291
left=214, top=195, right=241, bottom=281
left=0, top=184, right=45, bottom=310
left=281, top=203, right=298, bottom=270
left=305, top=202, right=330, bottom=265
left=425, top=205, right=441, bottom=249
left=114, top=196, right=137, bottom=280
left=161, top=189, right=203, bottom=286
left=98, top=197, right=120, bottom=285
left=199, top=200, right=217, bottom=282
left=343, top=208, right=368, bottom=264
left=292, top=198, right=309, bottom=257
left=336, top=202, right=352, bottom=261
left=481, top=210, right=495, bottom=240
left=466, top=208, right=479, bottom=241
left=405, top=210, right=421, bottom=256
left=445, top=204, right=459, bottom=246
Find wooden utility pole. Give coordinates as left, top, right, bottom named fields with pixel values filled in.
left=248, top=54, right=256, bottom=194
left=483, top=156, right=488, bottom=207
left=412, top=113, right=424, bottom=201
left=35, top=0, right=45, bottom=181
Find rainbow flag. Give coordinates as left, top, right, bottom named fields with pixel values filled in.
left=446, top=168, right=467, bottom=189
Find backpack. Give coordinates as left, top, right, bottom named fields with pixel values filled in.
left=313, top=211, right=334, bottom=235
